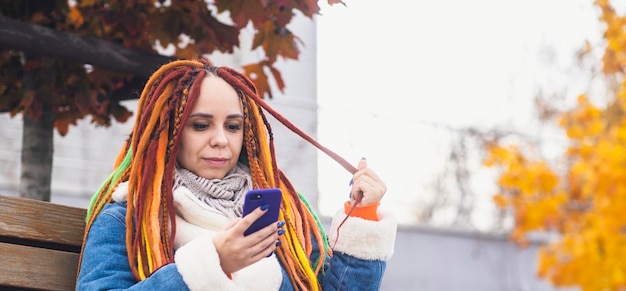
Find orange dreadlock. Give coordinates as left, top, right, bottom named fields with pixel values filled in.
left=79, top=58, right=358, bottom=290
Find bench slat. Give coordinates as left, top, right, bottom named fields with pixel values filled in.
left=0, top=195, right=86, bottom=249
left=0, top=242, right=80, bottom=291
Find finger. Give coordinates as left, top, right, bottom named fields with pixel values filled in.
left=354, top=174, right=382, bottom=193
left=353, top=166, right=385, bottom=194
left=244, top=224, right=281, bottom=262
left=246, top=219, right=281, bottom=242
left=354, top=167, right=382, bottom=185
left=350, top=158, right=367, bottom=201
left=357, top=157, right=367, bottom=170
left=223, top=218, right=241, bottom=230
left=351, top=173, right=386, bottom=205
left=251, top=235, right=280, bottom=259
left=236, top=206, right=268, bottom=233
left=353, top=160, right=377, bottom=185
left=363, top=167, right=383, bottom=184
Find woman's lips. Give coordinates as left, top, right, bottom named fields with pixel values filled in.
left=203, top=157, right=229, bottom=166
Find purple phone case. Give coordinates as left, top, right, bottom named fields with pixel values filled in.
left=242, top=188, right=282, bottom=236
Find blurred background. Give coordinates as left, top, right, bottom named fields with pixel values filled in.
left=3, top=0, right=624, bottom=290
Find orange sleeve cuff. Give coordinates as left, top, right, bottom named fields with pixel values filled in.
left=344, top=201, right=380, bottom=221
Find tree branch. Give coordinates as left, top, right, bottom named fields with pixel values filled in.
left=0, top=16, right=175, bottom=79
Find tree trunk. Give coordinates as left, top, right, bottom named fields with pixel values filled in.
left=19, top=59, right=54, bottom=202
left=19, top=109, right=54, bottom=201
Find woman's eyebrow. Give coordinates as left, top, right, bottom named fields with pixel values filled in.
left=227, top=113, right=244, bottom=119
left=188, top=113, right=243, bottom=119
left=189, top=113, right=213, bottom=118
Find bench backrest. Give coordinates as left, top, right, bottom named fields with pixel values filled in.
left=0, top=194, right=86, bottom=291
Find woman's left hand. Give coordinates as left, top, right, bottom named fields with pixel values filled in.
left=213, top=207, right=281, bottom=274
left=349, top=158, right=386, bottom=206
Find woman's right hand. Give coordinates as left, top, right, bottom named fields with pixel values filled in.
left=213, top=207, right=282, bottom=274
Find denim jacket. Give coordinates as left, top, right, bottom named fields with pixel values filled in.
left=77, top=199, right=396, bottom=291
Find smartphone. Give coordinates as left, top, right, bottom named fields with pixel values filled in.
left=242, top=188, right=283, bottom=236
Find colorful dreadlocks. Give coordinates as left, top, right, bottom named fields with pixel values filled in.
left=78, top=58, right=357, bottom=290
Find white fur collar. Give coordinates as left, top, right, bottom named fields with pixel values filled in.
left=172, top=187, right=282, bottom=290
left=110, top=182, right=282, bottom=290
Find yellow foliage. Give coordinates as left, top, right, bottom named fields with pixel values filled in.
left=484, top=3, right=626, bottom=285
left=492, top=193, right=508, bottom=208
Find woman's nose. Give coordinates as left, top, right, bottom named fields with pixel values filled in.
left=210, top=127, right=228, bottom=147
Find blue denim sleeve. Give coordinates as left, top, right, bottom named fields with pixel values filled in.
left=275, top=232, right=386, bottom=291
left=76, top=202, right=190, bottom=291
left=301, top=233, right=386, bottom=291
left=320, top=251, right=386, bottom=291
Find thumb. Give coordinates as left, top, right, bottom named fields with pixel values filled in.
left=357, top=157, right=367, bottom=170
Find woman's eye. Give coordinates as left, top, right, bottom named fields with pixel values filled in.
left=192, top=123, right=209, bottom=130
left=226, top=123, right=242, bottom=132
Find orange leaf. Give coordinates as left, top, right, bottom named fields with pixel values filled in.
left=26, top=98, right=43, bottom=122
left=243, top=62, right=273, bottom=99
left=68, top=6, right=84, bottom=28
left=54, top=117, right=71, bottom=136
left=21, top=90, right=36, bottom=111
left=252, top=21, right=300, bottom=63
left=175, top=44, right=201, bottom=60
left=493, top=194, right=508, bottom=208
left=295, top=0, right=323, bottom=18
left=327, top=0, right=345, bottom=5
left=268, top=65, right=285, bottom=93
left=30, top=12, right=47, bottom=24
left=216, top=0, right=268, bottom=28
left=78, top=0, right=98, bottom=7
left=274, top=5, right=294, bottom=27
left=111, top=103, right=133, bottom=123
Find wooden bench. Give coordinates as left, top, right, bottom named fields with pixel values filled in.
left=0, top=194, right=86, bottom=291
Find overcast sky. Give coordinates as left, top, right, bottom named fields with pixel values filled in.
left=315, top=0, right=600, bottom=228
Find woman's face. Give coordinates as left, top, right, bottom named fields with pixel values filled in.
left=177, top=75, right=244, bottom=180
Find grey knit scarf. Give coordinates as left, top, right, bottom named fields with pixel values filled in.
left=173, top=163, right=252, bottom=219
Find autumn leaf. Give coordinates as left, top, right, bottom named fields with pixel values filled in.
left=150, top=9, right=185, bottom=45
left=123, top=17, right=143, bottom=37
left=273, top=4, right=295, bottom=27
left=54, top=117, right=74, bottom=136
left=295, top=0, right=323, bottom=18
left=20, top=90, right=37, bottom=111
left=73, top=90, right=92, bottom=114
left=193, top=11, right=240, bottom=54
left=111, top=103, right=133, bottom=123
left=30, top=11, right=48, bottom=24
left=243, top=62, right=272, bottom=99
left=268, top=64, right=285, bottom=93
left=252, top=20, right=300, bottom=63
left=327, top=0, right=345, bottom=5
left=25, top=97, right=43, bottom=121
left=216, top=0, right=268, bottom=28
left=78, top=0, right=98, bottom=8
left=68, top=6, right=84, bottom=28
left=175, top=44, right=201, bottom=60
left=492, top=194, right=508, bottom=208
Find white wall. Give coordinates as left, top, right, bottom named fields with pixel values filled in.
left=377, top=224, right=576, bottom=291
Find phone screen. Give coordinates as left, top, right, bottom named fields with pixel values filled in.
left=242, top=188, right=282, bottom=236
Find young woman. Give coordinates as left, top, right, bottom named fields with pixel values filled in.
left=76, top=58, right=397, bottom=290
